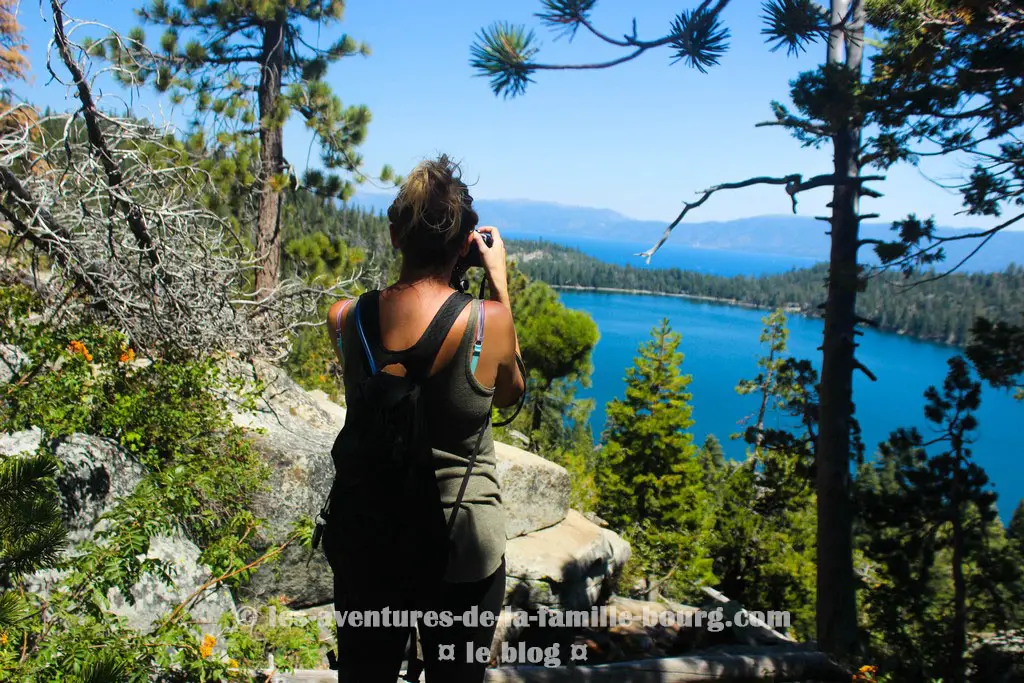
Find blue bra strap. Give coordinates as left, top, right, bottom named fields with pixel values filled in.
left=353, top=297, right=377, bottom=375
left=470, top=300, right=485, bottom=374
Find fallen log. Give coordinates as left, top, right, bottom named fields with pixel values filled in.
left=482, top=647, right=848, bottom=682
left=266, top=646, right=848, bottom=683
left=700, top=586, right=795, bottom=646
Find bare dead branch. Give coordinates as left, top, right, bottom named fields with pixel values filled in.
left=637, top=173, right=884, bottom=262
left=49, top=0, right=161, bottom=272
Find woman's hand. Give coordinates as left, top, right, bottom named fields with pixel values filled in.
left=472, top=226, right=509, bottom=302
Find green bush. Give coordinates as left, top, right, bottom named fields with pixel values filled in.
left=0, top=283, right=324, bottom=681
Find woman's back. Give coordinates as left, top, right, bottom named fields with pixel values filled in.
left=337, top=288, right=505, bottom=583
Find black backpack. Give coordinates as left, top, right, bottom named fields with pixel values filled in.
left=312, top=290, right=489, bottom=596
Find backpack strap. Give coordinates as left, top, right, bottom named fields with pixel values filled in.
left=352, top=295, right=377, bottom=375
left=447, top=410, right=489, bottom=535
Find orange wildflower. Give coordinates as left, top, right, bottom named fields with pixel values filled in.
left=0, top=630, right=8, bottom=646
left=119, top=347, right=135, bottom=363
left=68, top=340, right=93, bottom=362
left=199, top=633, right=216, bottom=658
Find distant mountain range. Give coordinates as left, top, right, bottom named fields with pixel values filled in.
left=351, top=192, right=1024, bottom=272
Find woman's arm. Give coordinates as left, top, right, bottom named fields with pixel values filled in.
left=485, top=298, right=525, bottom=409
left=473, top=226, right=525, bottom=408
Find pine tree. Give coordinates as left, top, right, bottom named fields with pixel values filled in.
left=597, top=318, right=712, bottom=599
left=698, top=434, right=726, bottom=487
left=736, top=309, right=791, bottom=454
left=512, top=280, right=598, bottom=448
left=966, top=314, right=1024, bottom=400
left=1010, top=501, right=1024, bottom=559
left=859, top=356, right=1002, bottom=683
left=472, top=1, right=881, bottom=656
left=93, top=0, right=390, bottom=295
left=703, top=314, right=819, bottom=638
left=867, top=1, right=1023, bottom=270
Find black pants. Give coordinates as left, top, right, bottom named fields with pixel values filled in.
left=335, top=556, right=506, bottom=683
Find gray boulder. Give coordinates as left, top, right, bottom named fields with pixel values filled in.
left=0, top=429, right=146, bottom=544
left=0, top=343, right=30, bottom=384
left=0, top=426, right=43, bottom=457
left=51, top=434, right=147, bottom=542
left=495, top=442, right=570, bottom=539
left=219, top=358, right=340, bottom=608
left=106, top=533, right=237, bottom=636
left=3, top=432, right=235, bottom=634
left=504, top=510, right=631, bottom=611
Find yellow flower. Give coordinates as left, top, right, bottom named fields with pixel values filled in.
left=0, top=631, right=8, bottom=646
left=860, top=665, right=877, bottom=674
left=119, top=347, right=135, bottom=363
left=318, top=374, right=327, bottom=382
left=199, top=633, right=216, bottom=658
left=227, top=658, right=239, bottom=668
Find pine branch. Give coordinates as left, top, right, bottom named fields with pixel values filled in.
left=470, top=1, right=734, bottom=97
left=873, top=212, right=1024, bottom=282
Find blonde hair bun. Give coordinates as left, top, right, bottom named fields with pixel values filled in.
left=388, top=154, right=479, bottom=267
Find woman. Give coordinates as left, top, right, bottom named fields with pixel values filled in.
left=326, top=154, right=526, bottom=683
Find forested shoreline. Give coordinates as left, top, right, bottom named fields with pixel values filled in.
left=508, top=239, right=1023, bottom=346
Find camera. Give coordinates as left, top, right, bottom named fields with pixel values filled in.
left=463, top=229, right=493, bottom=268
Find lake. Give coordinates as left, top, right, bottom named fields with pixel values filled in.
left=559, top=290, right=1023, bottom=522
left=507, top=232, right=819, bottom=276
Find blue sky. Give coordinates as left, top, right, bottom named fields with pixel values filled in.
left=12, top=1, right=997, bottom=229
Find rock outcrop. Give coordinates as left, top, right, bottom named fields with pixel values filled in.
left=0, top=428, right=235, bottom=630
left=0, top=425, right=43, bottom=457
left=496, top=443, right=570, bottom=539
left=217, top=358, right=338, bottom=607
left=504, top=510, right=631, bottom=611
left=106, top=533, right=237, bottom=635
left=220, top=359, right=631, bottom=612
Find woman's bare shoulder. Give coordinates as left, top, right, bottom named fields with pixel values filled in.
left=327, top=298, right=357, bottom=339
left=480, top=299, right=513, bottom=328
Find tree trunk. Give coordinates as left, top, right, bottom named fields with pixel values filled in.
left=529, top=379, right=554, bottom=449
left=255, top=14, right=286, bottom=298
left=754, top=346, right=776, bottom=453
left=530, top=395, right=544, bottom=436
left=815, top=0, right=863, bottom=662
left=950, top=503, right=966, bottom=683
left=949, top=442, right=967, bottom=683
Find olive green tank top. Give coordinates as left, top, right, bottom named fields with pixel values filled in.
left=339, top=293, right=506, bottom=583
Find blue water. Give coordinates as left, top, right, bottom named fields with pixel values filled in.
left=508, top=232, right=819, bottom=276
left=561, top=291, right=1023, bottom=522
